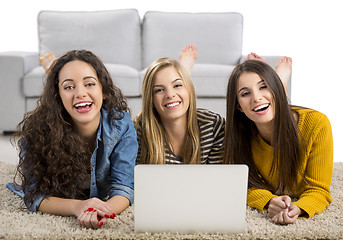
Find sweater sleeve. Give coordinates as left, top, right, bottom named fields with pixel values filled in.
left=293, top=114, right=333, bottom=218
left=247, top=188, right=278, bottom=211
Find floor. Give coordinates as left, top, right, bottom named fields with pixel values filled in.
left=0, top=134, right=19, bottom=165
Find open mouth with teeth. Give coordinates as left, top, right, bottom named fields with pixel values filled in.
left=164, top=101, right=181, bottom=109
left=253, top=103, right=270, bottom=113
left=74, top=102, right=93, bottom=112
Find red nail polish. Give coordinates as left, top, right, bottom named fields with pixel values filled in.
left=97, top=217, right=100, bottom=221
left=99, top=222, right=103, bottom=227
left=105, top=214, right=110, bottom=218
left=93, top=210, right=96, bottom=212
left=111, top=213, right=116, bottom=219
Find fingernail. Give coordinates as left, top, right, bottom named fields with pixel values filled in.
left=97, top=217, right=100, bottom=221
left=105, top=214, right=110, bottom=218
left=111, top=213, right=116, bottom=219
left=87, top=208, right=93, bottom=212
left=99, top=222, right=103, bottom=227
left=93, top=210, right=97, bottom=213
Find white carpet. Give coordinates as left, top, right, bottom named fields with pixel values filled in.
left=1, top=161, right=342, bottom=239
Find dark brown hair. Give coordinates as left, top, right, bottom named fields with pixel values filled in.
left=13, top=50, right=129, bottom=208
left=223, top=60, right=303, bottom=194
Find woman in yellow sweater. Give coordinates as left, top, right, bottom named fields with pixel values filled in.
left=223, top=60, right=333, bottom=224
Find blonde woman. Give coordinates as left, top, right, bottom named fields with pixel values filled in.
left=135, top=45, right=225, bottom=164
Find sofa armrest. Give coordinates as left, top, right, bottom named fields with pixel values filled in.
left=0, top=51, right=39, bottom=132
left=239, top=55, right=292, bottom=99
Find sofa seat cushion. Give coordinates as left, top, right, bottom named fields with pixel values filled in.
left=38, top=9, right=141, bottom=70
left=23, top=67, right=46, bottom=97
left=105, top=64, right=141, bottom=97
left=189, top=64, right=235, bottom=97
left=23, top=64, right=141, bottom=98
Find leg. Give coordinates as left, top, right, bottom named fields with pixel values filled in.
left=179, top=44, right=198, bottom=74
left=275, top=56, right=292, bottom=92
left=39, top=51, right=56, bottom=73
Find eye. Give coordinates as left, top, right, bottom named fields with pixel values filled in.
left=174, top=83, right=183, bottom=88
left=154, top=88, right=164, bottom=94
left=64, top=85, right=74, bottom=90
left=260, top=85, right=268, bottom=90
left=241, top=91, right=250, bottom=97
left=85, top=82, right=96, bottom=87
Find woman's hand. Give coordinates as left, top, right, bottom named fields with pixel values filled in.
left=75, top=198, right=116, bottom=229
left=267, top=195, right=291, bottom=218
left=267, top=195, right=301, bottom=224
left=271, top=205, right=301, bottom=224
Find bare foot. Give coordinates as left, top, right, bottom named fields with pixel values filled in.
left=39, top=51, right=56, bottom=73
left=276, top=56, right=292, bottom=92
left=179, top=44, right=198, bottom=74
left=247, top=52, right=267, bottom=63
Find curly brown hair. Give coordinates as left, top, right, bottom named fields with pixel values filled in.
left=13, top=50, right=129, bottom=209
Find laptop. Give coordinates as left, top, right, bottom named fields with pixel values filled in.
left=134, top=164, right=249, bottom=234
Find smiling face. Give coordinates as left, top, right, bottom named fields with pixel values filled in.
left=152, top=66, right=190, bottom=123
left=236, top=72, right=275, bottom=127
left=58, top=60, right=103, bottom=130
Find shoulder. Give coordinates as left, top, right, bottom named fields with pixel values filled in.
left=196, top=108, right=225, bottom=125
left=293, top=106, right=332, bottom=137
left=196, top=108, right=225, bottom=138
left=101, top=109, right=136, bottom=138
left=294, top=106, right=331, bottom=127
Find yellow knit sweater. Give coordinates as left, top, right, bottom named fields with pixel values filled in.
left=248, top=107, right=333, bottom=218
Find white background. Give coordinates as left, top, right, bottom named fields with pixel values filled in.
left=1, top=0, right=342, bottom=162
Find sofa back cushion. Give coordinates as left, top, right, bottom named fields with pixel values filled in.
left=38, top=9, right=141, bottom=69
left=142, top=11, right=243, bottom=68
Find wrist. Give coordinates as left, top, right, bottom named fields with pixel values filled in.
left=70, top=199, right=83, bottom=217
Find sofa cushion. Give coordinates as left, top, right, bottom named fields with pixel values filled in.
left=23, top=65, right=140, bottom=98
left=104, top=64, right=141, bottom=96
left=23, top=67, right=46, bottom=97
left=38, top=9, right=141, bottom=70
left=142, top=11, right=243, bottom=68
left=191, top=64, right=235, bottom=97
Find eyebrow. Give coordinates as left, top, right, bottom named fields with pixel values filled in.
left=60, top=76, right=97, bottom=86
left=153, top=78, right=183, bottom=88
left=237, top=79, right=265, bottom=94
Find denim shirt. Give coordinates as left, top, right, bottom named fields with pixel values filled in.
left=7, top=108, right=138, bottom=212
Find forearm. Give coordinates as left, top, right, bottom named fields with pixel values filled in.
left=248, top=188, right=278, bottom=211
left=106, top=195, right=130, bottom=214
left=38, top=197, right=82, bottom=217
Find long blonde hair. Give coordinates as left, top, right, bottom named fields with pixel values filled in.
left=136, top=57, right=201, bottom=164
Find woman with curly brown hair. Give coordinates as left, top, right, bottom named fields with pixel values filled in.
left=7, top=50, right=138, bottom=229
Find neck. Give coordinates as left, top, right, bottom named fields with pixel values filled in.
left=161, top=117, right=187, bottom=156
left=74, top=121, right=100, bottom=148
left=255, top=121, right=274, bottom=145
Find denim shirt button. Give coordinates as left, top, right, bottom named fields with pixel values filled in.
left=92, top=182, right=95, bottom=185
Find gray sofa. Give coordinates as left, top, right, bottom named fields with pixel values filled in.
left=0, top=9, right=289, bottom=133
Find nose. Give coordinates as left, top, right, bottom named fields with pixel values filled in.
left=252, top=91, right=263, bottom=102
left=165, top=87, right=176, bottom=99
left=75, top=85, right=87, bottom=99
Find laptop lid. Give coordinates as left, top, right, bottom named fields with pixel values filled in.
left=134, top=164, right=248, bottom=234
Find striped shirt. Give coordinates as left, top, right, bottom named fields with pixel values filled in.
left=136, top=108, right=225, bottom=164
